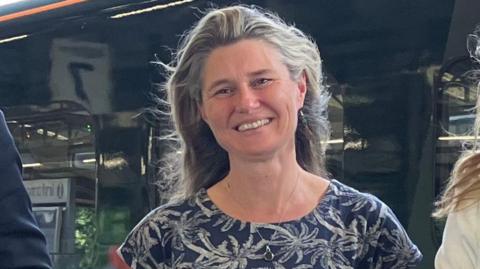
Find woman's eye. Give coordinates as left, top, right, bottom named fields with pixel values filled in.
left=214, top=88, right=232, bottom=96
left=252, top=78, right=272, bottom=88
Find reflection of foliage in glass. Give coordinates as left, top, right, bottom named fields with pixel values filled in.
left=75, top=207, right=96, bottom=269
left=86, top=207, right=131, bottom=268
left=98, top=207, right=130, bottom=244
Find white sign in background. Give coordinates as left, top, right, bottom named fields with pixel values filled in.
left=24, top=178, right=71, bottom=204
left=49, top=38, right=112, bottom=114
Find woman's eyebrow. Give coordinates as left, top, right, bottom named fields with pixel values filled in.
left=206, top=78, right=231, bottom=92
left=247, top=69, right=273, bottom=77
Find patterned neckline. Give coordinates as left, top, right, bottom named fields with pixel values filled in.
left=199, top=179, right=339, bottom=226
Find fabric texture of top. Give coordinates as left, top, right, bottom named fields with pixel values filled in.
left=119, top=179, right=422, bottom=269
left=435, top=200, right=480, bottom=269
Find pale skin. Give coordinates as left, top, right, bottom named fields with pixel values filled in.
left=200, top=39, right=330, bottom=223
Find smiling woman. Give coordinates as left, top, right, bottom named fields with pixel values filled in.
left=117, top=5, right=423, bottom=268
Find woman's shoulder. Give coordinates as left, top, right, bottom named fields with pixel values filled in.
left=447, top=199, right=480, bottom=231
left=118, top=189, right=214, bottom=263
left=327, top=180, right=422, bottom=266
left=327, top=179, right=387, bottom=214
left=325, top=179, right=409, bottom=231
left=137, top=189, right=212, bottom=225
left=435, top=200, right=480, bottom=269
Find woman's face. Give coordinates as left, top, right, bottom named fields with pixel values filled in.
left=199, top=39, right=306, bottom=161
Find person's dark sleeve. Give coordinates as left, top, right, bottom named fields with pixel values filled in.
left=0, top=110, right=52, bottom=269
left=370, top=203, right=423, bottom=268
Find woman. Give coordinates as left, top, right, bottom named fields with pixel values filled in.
left=119, top=5, right=422, bottom=268
left=433, top=28, right=480, bottom=269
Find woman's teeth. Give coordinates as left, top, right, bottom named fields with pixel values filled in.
left=237, top=119, right=271, bottom=132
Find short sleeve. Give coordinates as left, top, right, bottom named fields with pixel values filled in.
left=370, top=204, right=423, bottom=268
left=118, top=215, right=169, bottom=269
left=435, top=202, right=480, bottom=269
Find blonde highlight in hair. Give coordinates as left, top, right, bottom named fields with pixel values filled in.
left=433, top=152, right=480, bottom=218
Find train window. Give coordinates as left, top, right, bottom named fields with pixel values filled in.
left=5, top=102, right=97, bottom=267
left=325, top=74, right=344, bottom=180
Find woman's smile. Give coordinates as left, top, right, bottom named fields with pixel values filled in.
left=236, top=118, right=272, bottom=132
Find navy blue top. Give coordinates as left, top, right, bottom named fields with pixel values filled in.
left=119, top=179, right=422, bottom=268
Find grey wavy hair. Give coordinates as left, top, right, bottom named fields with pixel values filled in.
left=158, top=5, right=330, bottom=200
left=433, top=26, right=480, bottom=218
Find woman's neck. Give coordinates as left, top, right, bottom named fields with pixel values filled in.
left=207, top=150, right=330, bottom=223
left=228, top=161, right=300, bottom=207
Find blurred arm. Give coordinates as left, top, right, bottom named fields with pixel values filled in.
left=0, top=110, right=52, bottom=269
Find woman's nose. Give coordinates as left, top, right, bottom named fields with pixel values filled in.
left=235, top=84, right=260, bottom=113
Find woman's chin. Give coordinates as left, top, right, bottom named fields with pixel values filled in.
left=229, top=143, right=289, bottom=161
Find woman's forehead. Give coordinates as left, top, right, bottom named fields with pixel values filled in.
left=202, top=39, right=285, bottom=82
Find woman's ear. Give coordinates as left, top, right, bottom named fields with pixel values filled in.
left=296, top=71, right=307, bottom=108
left=197, top=97, right=208, bottom=124
left=198, top=101, right=209, bottom=123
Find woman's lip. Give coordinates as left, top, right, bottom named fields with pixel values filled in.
left=235, top=118, right=273, bottom=132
